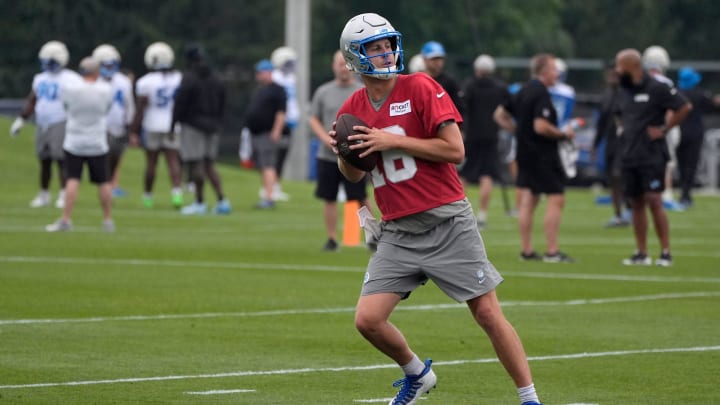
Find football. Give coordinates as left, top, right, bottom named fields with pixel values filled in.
left=335, top=113, right=379, bottom=172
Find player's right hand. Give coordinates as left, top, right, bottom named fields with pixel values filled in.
left=10, top=117, right=24, bottom=137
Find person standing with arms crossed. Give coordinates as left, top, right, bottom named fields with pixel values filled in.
left=46, top=57, right=114, bottom=232
left=614, top=49, right=691, bottom=266
left=494, top=54, right=575, bottom=263
left=309, top=50, right=368, bottom=251
left=332, top=13, right=542, bottom=405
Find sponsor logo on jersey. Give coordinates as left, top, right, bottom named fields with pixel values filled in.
left=389, top=99, right=412, bottom=117
left=634, top=94, right=649, bottom=102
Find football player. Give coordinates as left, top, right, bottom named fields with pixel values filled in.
left=11, top=41, right=82, bottom=208
left=129, top=42, right=184, bottom=209
left=331, top=13, right=542, bottom=405
left=92, top=44, right=135, bottom=198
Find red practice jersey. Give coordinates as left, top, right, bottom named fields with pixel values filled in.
left=338, top=73, right=465, bottom=221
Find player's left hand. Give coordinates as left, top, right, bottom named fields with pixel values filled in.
left=10, top=117, right=24, bottom=137
left=347, top=126, right=394, bottom=158
left=647, top=125, right=665, bottom=140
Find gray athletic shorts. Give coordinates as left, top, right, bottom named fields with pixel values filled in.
left=251, top=132, right=278, bottom=170
left=107, top=133, right=128, bottom=158
left=35, top=121, right=66, bottom=160
left=362, top=203, right=504, bottom=302
left=180, top=124, right=219, bottom=161
left=144, top=130, right=180, bottom=151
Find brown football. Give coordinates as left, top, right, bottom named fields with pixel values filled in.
left=335, top=113, right=379, bottom=172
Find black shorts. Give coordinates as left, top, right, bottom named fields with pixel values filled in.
left=622, top=164, right=665, bottom=198
left=314, top=159, right=368, bottom=202
left=64, top=151, right=110, bottom=184
left=458, top=143, right=500, bottom=182
left=517, top=160, right=565, bottom=195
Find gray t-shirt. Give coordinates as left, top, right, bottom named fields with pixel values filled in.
left=311, top=79, right=364, bottom=161
left=62, top=79, right=113, bottom=156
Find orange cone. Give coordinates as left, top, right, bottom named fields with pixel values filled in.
left=342, top=200, right=362, bottom=247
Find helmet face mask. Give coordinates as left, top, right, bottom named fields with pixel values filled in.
left=340, top=13, right=404, bottom=80
left=93, top=44, right=121, bottom=79
left=38, top=41, right=69, bottom=72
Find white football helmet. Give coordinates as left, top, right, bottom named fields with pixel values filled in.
left=144, top=42, right=174, bottom=70
left=38, top=40, right=69, bottom=72
left=642, top=45, right=670, bottom=73
left=473, top=54, right=495, bottom=73
left=93, top=44, right=121, bottom=64
left=271, top=46, right=297, bottom=72
left=555, top=57, right=568, bottom=82
left=408, top=54, right=426, bottom=73
left=340, top=13, right=404, bottom=80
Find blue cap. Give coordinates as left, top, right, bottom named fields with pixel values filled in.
left=255, top=59, right=274, bottom=72
left=421, top=41, right=445, bottom=59
left=678, top=66, right=701, bottom=90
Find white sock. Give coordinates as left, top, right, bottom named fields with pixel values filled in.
left=518, top=383, right=539, bottom=404
left=172, top=187, right=183, bottom=196
left=476, top=210, right=487, bottom=222
left=400, top=354, right=425, bottom=376
left=662, top=189, right=674, bottom=201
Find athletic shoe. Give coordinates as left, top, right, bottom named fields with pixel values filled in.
left=213, top=199, right=232, bottom=215
left=171, top=193, right=184, bottom=209
left=662, top=199, right=686, bottom=212
left=655, top=252, right=672, bottom=267
left=543, top=251, right=575, bottom=263
left=521, top=402, right=544, bottom=405
left=54, top=190, right=65, bottom=209
left=45, top=219, right=72, bottom=232
left=679, top=198, right=693, bottom=209
left=323, top=238, right=338, bottom=252
left=143, top=195, right=154, bottom=208
left=30, top=192, right=51, bottom=208
left=520, top=251, right=542, bottom=261
left=254, top=199, right=275, bottom=209
left=259, top=186, right=290, bottom=202
left=181, top=202, right=208, bottom=215
left=388, top=359, right=436, bottom=405
left=605, top=216, right=630, bottom=228
left=622, top=252, right=652, bottom=266
left=507, top=209, right=519, bottom=218
left=102, top=219, right=116, bottom=233
left=111, top=188, right=127, bottom=198
left=476, top=212, right=487, bottom=230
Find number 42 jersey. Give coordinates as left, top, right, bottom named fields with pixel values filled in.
left=135, top=70, right=182, bottom=133
left=337, top=73, right=465, bottom=221
left=32, top=69, right=82, bottom=130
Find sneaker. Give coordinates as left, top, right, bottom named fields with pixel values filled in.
left=181, top=202, right=208, bottom=215
left=507, top=209, right=519, bottom=218
left=323, top=238, right=338, bottom=252
left=45, top=219, right=72, bottom=232
left=55, top=190, right=66, bottom=209
left=30, top=192, right=51, bottom=208
left=622, top=252, right=652, bottom=266
left=143, top=195, right=154, bottom=208
left=102, top=219, right=116, bottom=233
left=543, top=251, right=575, bottom=263
left=520, top=251, right=542, bottom=261
left=254, top=199, right=275, bottom=209
left=663, top=199, right=686, bottom=212
left=521, top=402, right=544, bottom=405
left=213, top=199, right=232, bottom=215
left=605, top=216, right=630, bottom=228
left=111, top=188, right=127, bottom=198
left=389, top=359, right=436, bottom=405
left=655, top=252, right=672, bottom=267
left=171, top=192, right=184, bottom=209
left=475, top=212, right=487, bottom=230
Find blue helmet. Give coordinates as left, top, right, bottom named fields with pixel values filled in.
left=421, top=41, right=445, bottom=59
left=340, top=13, right=404, bottom=80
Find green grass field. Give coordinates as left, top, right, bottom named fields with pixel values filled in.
left=1, top=117, right=719, bottom=404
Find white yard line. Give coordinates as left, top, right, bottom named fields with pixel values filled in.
left=2, top=255, right=720, bottom=281
left=0, top=345, right=718, bottom=390
left=1, top=292, right=718, bottom=326
left=184, top=389, right=255, bottom=395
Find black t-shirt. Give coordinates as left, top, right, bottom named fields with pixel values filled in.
left=504, top=79, right=559, bottom=166
left=244, top=83, right=286, bottom=134
left=594, top=86, right=621, bottom=152
left=616, top=74, right=688, bottom=167
left=433, top=72, right=462, bottom=114
left=173, top=65, right=226, bottom=134
left=461, top=76, right=510, bottom=145
left=679, top=87, right=713, bottom=138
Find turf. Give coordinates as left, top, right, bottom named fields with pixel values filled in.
left=0, top=117, right=719, bottom=404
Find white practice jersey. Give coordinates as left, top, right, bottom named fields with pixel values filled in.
left=272, top=69, right=299, bottom=128
left=105, top=72, right=136, bottom=137
left=61, top=79, right=113, bottom=156
left=31, top=69, right=82, bottom=129
left=135, top=70, right=182, bottom=133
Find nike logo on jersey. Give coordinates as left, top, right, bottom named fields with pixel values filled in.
left=436, top=91, right=446, bottom=98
